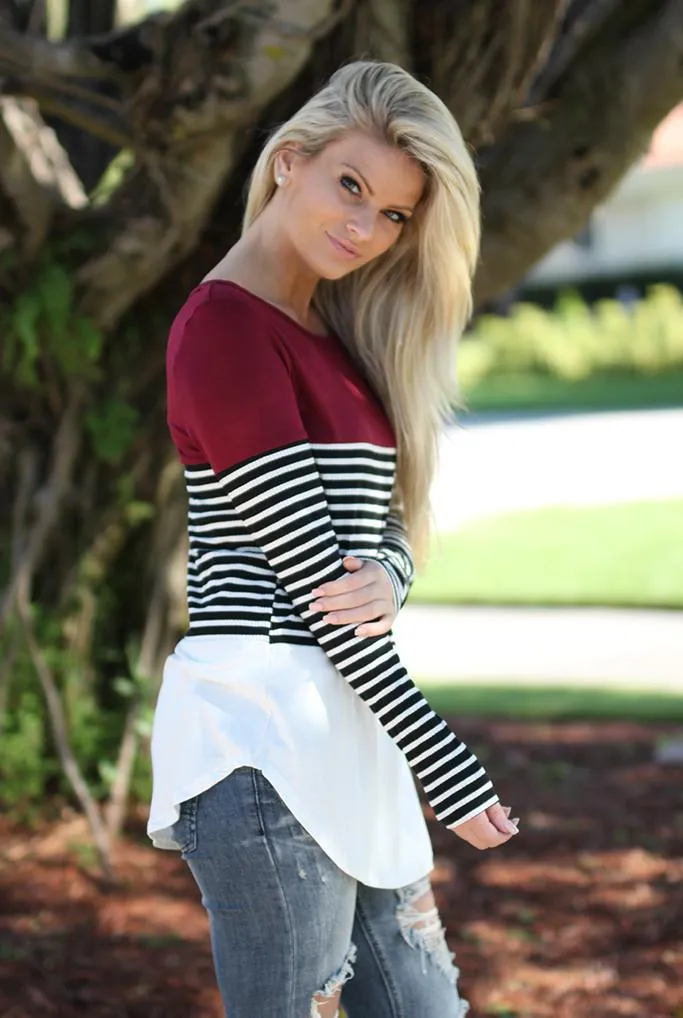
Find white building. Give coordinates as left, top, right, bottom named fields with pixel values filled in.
left=523, top=105, right=683, bottom=295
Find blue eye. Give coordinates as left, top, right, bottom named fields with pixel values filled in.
left=384, top=210, right=407, bottom=225
left=339, top=174, right=407, bottom=225
left=340, top=174, right=361, bottom=195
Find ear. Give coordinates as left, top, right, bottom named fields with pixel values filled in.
left=276, top=144, right=304, bottom=179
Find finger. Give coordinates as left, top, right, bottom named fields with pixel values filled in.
left=472, top=828, right=514, bottom=850
left=319, top=602, right=389, bottom=625
left=342, top=556, right=365, bottom=571
left=476, top=815, right=515, bottom=843
left=310, top=573, right=372, bottom=600
left=452, top=828, right=509, bottom=851
left=453, top=813, right=516, bottom=849
left=488, top=803, right=519, bottom=835
left=310, top=584, right=378, bottom=613
left=354, top=617, right=393, bottom=638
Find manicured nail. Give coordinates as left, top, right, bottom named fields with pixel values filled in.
left=511, top=818, right=520, bottom=826
left=311, top=588, right=324, bottom=596
left=504, top=820, right=519, bottom=834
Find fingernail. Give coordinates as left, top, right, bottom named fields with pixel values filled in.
left=503, top=806, right=511, bottom=816
left=512, top=818, right=520, bottom=826
left=311, top=588, right=324, bottom=596
left=504, top=821, right=519, bottom=834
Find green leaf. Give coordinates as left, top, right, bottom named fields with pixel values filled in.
left=124, top=501, right=155, bottom=525
left=85, top=399, right=140, bottom=464
left=98, top=759, right=117, bottom=788
left=37, top=261, right=72, bottom=343
left=74, top=316, right=104, bottom=364
left=11, top=291, right=41, bottom=386
left=113, top=676, right=136, bottom=698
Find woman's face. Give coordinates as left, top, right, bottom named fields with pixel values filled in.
left=273, top=129, right=426, bottom=280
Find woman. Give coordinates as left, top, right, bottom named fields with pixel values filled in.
left=148, top=60, right=520, bottom=1018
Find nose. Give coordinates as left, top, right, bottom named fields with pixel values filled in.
left=346, top=208, right=374, bottom=243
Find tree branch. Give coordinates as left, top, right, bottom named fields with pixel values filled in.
left=526, top=0, right=622, bottom=106
left=0, top=22, right=127, bottom=83
left=0, top=96, right=88, bottom=230
left=2, top=86, right=133, bottom=148
left=354, top=0, right=412, bottom=67
left=17, top=592, right=113, bottom=879
left=414, top=0, right=567, bottom=147
left=72, top=0, right=349, bottom=329
left=105, top=458, right=187, bottom=841
left=0, top=390, right=82, bottom=636
left=473, top=0, right=683, bottom=308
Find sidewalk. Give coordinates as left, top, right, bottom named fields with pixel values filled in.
left=396, top=409, right=683, bottom=694
left=431, top=407, right=683, bottom=531
left=392, top=604, right=683, bottom=692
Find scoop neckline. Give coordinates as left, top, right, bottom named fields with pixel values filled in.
left=196, top=278, right=333, bottom=340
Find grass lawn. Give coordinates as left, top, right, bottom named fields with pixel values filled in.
left=417, top=681, right=683, bottom=722
left=411, top=500, right=683, bottom=608
left=460, top=369, right=683, bottom=414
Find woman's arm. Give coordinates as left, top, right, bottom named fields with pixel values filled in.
left=310, top=508, right=413, bottom=633
left=169, top=294, right=501, bottom=829
left=376, top=508, right=415, bottom=612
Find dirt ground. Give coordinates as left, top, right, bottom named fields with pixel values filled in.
left=1, top=718, right=682, bottom=1018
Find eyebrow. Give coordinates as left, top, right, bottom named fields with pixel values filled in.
left=341, top=162, right=416, bottom=213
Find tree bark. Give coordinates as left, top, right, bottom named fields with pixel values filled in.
left=474, top=0, right=683, bottom=306
left=52, top=0, right=119, bottom=190
left=2, top=0, right=682, bottom=317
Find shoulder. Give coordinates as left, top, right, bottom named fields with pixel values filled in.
left=168, top=281, right=290, bottom=373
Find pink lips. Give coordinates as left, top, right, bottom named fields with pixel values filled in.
left=326, top=232, right=359, bottom=259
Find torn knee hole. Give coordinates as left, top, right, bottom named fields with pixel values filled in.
left=397, top=875, right=441, bottom=936
left=396, top=877, right=461, bottom=987
left=310, top=941, right=356, bottom=1018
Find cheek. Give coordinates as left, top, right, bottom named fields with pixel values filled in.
left=371, top=221, right=402, bottom=258
left=297, top=176, right=344, bottom=224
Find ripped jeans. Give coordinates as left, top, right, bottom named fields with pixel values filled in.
left=167, top=766, right=470, bottom=1018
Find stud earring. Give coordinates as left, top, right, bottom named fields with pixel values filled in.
left=276, top=174, right=285, bottom=186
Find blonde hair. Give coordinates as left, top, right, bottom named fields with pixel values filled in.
left=243, top=60, right=481, bottom=566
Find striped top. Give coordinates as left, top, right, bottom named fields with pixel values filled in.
left=147, top=280, right=499, bottom=883
left=183, top=447, right=413, bottom=642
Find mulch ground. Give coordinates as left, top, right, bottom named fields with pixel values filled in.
left=1, top=718, right=682, bottom=1018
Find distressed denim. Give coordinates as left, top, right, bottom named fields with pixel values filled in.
left=166, top=766, right=470, bottom=1018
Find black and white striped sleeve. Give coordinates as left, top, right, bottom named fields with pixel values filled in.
left=170, top=301, right=500, bottom=828
left=375, top=509, right=415, bottom=612
left=216, top=440, right=498, bottom=827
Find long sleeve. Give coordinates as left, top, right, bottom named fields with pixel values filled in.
left=375, top=509, right=415, bottom=612
left=168, top=293, right=500, bottom=828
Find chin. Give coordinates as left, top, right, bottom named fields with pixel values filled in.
left=321, top=255, right=363, bottom=281
left=320, top=265, right=357, bottom=282
left=304, top=244, right=363, bottom=281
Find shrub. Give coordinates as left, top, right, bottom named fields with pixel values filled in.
left=458, top=284, right=683, bottom=389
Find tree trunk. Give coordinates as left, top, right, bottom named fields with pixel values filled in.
left=51, top=0, right=119, bottom=190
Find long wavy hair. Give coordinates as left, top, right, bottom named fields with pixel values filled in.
left=242, top=60, right=480, bottom=566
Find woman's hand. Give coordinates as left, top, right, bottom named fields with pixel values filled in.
left=308, top=556, right=396, bottom=637
left=448, top=804, right=520, bottom=850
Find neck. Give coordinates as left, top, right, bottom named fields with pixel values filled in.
left=217, top=203, right=321, bottom=325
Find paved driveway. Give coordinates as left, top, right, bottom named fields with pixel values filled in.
left=393, top=604, right=683, bottom=690
left=430, top=407, right=683, bottom=532
left=395, top=407, right=683, bottom=688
